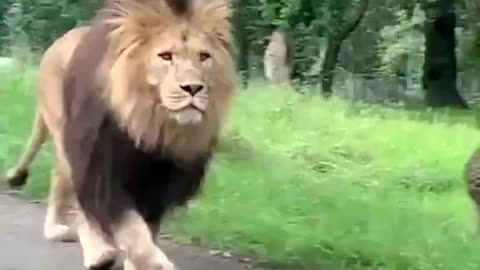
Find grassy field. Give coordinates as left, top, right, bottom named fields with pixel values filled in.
left=2, top=64, right=480, bottom=270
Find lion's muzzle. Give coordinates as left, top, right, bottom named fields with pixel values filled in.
left=164, top=82, right=209, bottom=126
left=171, top=107, right=203, bottom=125
left=179, top=82, right=204, bottom=96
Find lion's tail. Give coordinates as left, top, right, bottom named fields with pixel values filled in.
left=3, top=109, right=49, bottom=188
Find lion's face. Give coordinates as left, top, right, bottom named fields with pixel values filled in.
left=104, top=0, right=234, bottom=151
left=144, top=26, right=218, bottom=126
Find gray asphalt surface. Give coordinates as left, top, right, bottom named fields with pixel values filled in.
left=0, top=193, right=263, bottom=270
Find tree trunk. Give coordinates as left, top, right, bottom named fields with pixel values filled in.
left=232, top=0, right=250, bottom=88
left=422, top=0, right=468, bottom=108
left=320, top=0, right=369, bottom=97
left=321, top=38, right=343, bottom=97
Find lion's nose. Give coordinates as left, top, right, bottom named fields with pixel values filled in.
left=180, top=83, right=205, bottom=96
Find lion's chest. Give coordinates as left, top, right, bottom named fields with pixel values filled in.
left=97, top=115, right=212, bottom=222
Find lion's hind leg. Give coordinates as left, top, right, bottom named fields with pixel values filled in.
left=43, top=169, right=78, bottom=242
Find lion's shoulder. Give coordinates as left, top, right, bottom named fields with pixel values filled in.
left=38, top=26, right=91, bottom=77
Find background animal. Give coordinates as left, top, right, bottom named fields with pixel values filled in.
left=263, top=29, right=290, bottom=85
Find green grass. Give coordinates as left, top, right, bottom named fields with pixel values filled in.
left=2, top=67, right=480, bottom=270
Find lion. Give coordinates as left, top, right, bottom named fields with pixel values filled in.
left=2, top=0, right=235, bottom=269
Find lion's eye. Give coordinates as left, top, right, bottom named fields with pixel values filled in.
left=199, top=52, right=211, bottom=62
left=158, top=52, right=172, bottom=61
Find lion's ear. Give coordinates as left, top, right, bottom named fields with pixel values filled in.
left=193, top=0, right=232, bottom=51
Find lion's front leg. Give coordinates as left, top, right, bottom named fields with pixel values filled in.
left=148, top=220, right=161, bottom=241
left=43, top=170, right=78, bottom=242
left=76, top=211, right=119, bottom=269
left=123, top=259, right=137, bottom=270
left=122, top=220, right=162, bottom=270
left=114, top=210, right=174, bottom=270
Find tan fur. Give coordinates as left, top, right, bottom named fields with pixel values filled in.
left=113, top=210, right=174, bottom=270
left=3, top=0, right=234, bottom=268
left=4, top=26, right=90, bottom=243
left=465, top=147, right=480, bottom=234
left=264, top=29, right=290, bottom=85
left=76, top=211, right=118, bottom=268
left=124, top=259, right=137, bottom=270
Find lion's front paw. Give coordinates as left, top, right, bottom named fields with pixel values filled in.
left=142, top=260, right=175, bottom=270
left=124, top=259, right=174, bottom=270
left=158, top=260, right=175, bottom=270
left=148, top=249, right=176, bottom=270
left=123, top=259, right=136, bottom=270
left=84, top=247, right=117, bottom=270
left=131, top=249, right=175, bottom=270
left=44, top=223, right=77, bottom=242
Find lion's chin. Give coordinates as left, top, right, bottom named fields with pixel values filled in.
left=170, top=107, right=204, bottom=126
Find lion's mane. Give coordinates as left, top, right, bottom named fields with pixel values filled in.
left=62, top=0, right=235, bottom=234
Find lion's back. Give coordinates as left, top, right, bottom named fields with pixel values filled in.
left=40, top=26, right=90, bottom=73
left=38, top=26, right=90, bottom=96
left=36, top=26, right=90, bottom=123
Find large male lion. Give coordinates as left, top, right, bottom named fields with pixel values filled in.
left=2, top=0, right=235, bottom=269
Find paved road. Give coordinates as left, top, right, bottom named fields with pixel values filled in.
left=0, top=193, right=263, bottom=270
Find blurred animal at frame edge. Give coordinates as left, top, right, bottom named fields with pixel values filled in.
left=464, top=146, right=480, bottom=234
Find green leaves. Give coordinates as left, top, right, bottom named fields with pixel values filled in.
left=0, top=0, right=99, bottom=53
left=377, top=4, right=425, bottom=76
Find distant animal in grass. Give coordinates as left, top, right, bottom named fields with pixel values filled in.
left=263, top=29, right=291, bottom=85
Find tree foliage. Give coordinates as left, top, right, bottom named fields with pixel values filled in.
left=0, top=0, right=478, bottom=107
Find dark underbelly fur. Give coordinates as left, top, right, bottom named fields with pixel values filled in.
left=92, top=114, right=213, bottom=226
left=117, top=146, right=211, bottom=223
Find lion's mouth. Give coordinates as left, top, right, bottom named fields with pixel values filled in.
left=155, top=97, right=205, bottom=112
left=183, top=104, right=205, bottom=112
left=170, top=106, right=204, bottom=125
left=155, top=91, right=207, bottom=125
